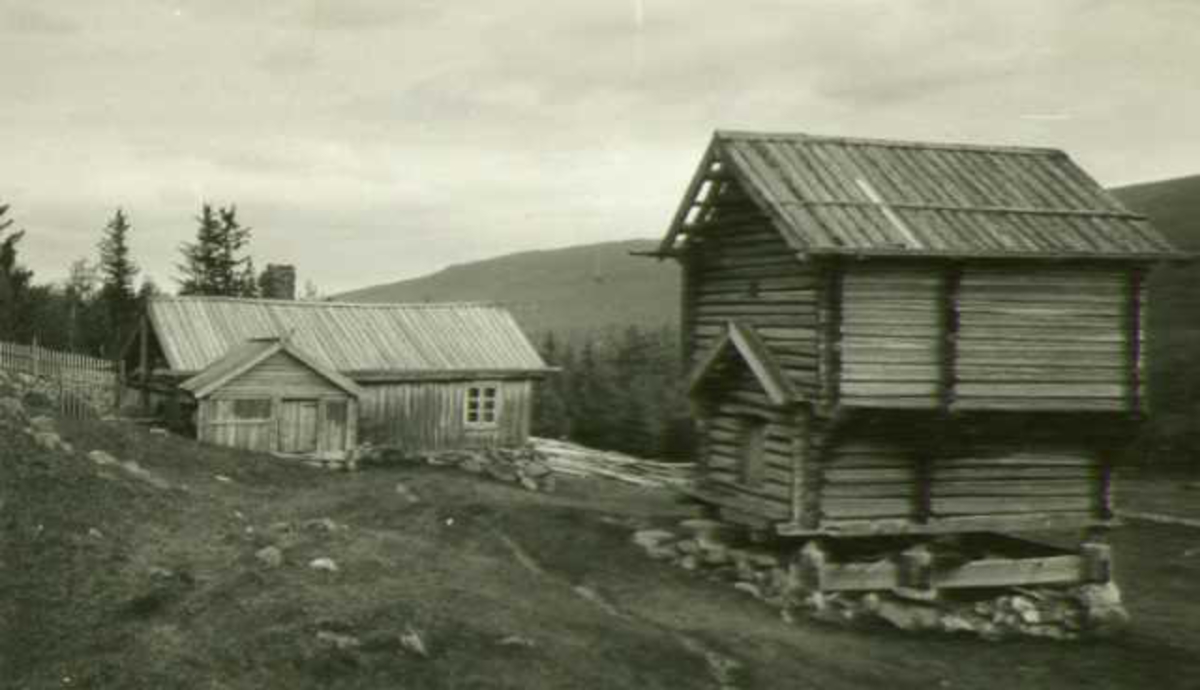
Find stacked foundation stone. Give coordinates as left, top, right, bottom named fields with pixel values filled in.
left=356, top=444, right=556, bottom=492
left=633, top=520, right=1128, bottom=640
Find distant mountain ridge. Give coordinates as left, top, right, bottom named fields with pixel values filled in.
left=1111, top=174, right=1200, bottom=251
left=335, top=239, right=679, bottom=338
left=336, top=175, right=1199, bottom=338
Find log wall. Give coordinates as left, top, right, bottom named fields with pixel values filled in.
left=830, top=263, right=1143, bottom=413
left=696, top=360, right=802, bottom=523
left=953, top=266, right=1139, bottom=412
left=684, top=184, right=820, bottom=399
left=839, top=265, right=942, bottom=408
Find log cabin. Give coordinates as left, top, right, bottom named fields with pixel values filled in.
left=656, top=130, right=1188, bottom=591
left=128, top=296, right=550, bottom=456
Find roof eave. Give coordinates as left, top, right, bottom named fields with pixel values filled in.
left=803, top=247, right=1195, bottom=262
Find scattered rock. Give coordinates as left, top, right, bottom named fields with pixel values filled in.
left=486, top=463, right=519, bottom=483
left=214, top=474, right=233, bottom=483
left=149, top=427, right=169, bottom=435
left=632, top=529, right=676, bottom=549
left=303, top=517, right=343, bottom=532
left=87, top=527, right=104, bottom=539
left=394, top=482, right=421, bottom=504
left=316, top=630, right=361, bottom=650
left=645, top=544, right=679, bottom=560
left=0, top=396, right=26, bottom=420
left=119, top=460, right=171, bottom=490
left=498, top=635, right=536, bottom=648
left=399, top=625, right=429, bottom=658
left=874, top=597, right=942, bottom=632
left=255, top=546, right=284, bottom=568
left=88, top=450, right=118, bottom=466
left=309, top=557, right=339, bottom=572
left=733, top=582, right=763, bottom=599
left=32, top=431, right=65, bottom=451
left=28, top=415, right=56, bottom=433
left=459, top=458, right=487, bottom=474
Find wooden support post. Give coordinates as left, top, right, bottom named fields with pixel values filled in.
left=31, top=335, right=40, bottom=377
left=791, top=405, right=808, bottom=526
left=796, top=540, right=829, bottom=592
left=114, top=360, right=125, bottom=413
left=1127, top=267, right=1144, bottom=416
left=818, top=261, right=842, bottom=416
left=938, top=264, right=962, bottom=412
left=898, top=544, right=936, bottom=593
left=1080, top=539, right=1113, bottom=584
left=138, top=316, right=150, bottom=414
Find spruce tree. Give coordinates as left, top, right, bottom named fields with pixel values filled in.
left=532, top=331, right=571, bottom=438
left=177, top=203, right=223, bottom=295
left=97, top=208, right=140, bottom=350
left=216, top=205, right=253, bottom=296
left=177, top=203, right=255, bottom=296
left=0, top=204, right=34, bottom=339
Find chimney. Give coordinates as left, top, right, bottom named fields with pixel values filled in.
left=262, top=264, right=296, bottom=300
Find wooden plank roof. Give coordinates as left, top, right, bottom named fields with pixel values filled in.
left=179, top=337, right=364, bottom=399
left=661, top=131, right=1183, bottom=260
left=148, top=297, right=549, bottom=377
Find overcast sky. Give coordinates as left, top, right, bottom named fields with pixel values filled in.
left=2, top=0, right=1197, bottom=293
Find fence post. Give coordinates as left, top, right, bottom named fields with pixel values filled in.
left=115, top=360, right=125, bottom=414
left=31, top=335, right=40, bottom=377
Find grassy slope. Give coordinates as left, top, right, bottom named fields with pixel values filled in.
left=6, top=411, right=1200, bottom=689
left=334, top=239, right=679, bottom=338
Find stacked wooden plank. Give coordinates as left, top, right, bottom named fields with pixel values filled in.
left=839, top=266, right=941, bottom=408
left=529, top=437, right=695, bottom=488
left=954, top=267, right=1134, bottom=412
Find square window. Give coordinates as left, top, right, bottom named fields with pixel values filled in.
left=465, top=384, right=501, bottom=426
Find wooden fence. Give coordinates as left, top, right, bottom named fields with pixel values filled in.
left=0, top=339, right=122, bottom=418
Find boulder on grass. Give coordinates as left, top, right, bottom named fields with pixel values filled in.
left=255, top=546, right=284, bottom=568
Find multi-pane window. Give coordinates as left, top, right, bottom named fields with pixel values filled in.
left=465, top=385, right=500, bottom=426
left=232, top=398, right=272, bottom=420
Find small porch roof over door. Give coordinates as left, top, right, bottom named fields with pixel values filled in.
left=688, top=321, right=800, bottom=407
left=180, top=337, right=364, bottom=400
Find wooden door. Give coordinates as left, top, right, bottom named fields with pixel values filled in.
left=739, top=417, right=767, bottom=487
left=279, top=399, right=319, bottom=454
left=323, top=400, right=348, bottom=453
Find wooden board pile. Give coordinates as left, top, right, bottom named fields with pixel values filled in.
left=529, top=437, right=696, bottom=488
left=631, top=522, right=1129, bottom=640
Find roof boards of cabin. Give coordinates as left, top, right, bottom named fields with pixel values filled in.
left=147, top=297, right=549, bottom=377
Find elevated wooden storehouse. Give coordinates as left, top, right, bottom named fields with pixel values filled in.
left=180, top=337, right=363, bottom=457
left=657, top=130, right=1187, bottom=590
left=130, top=297, right=550, bottom=455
